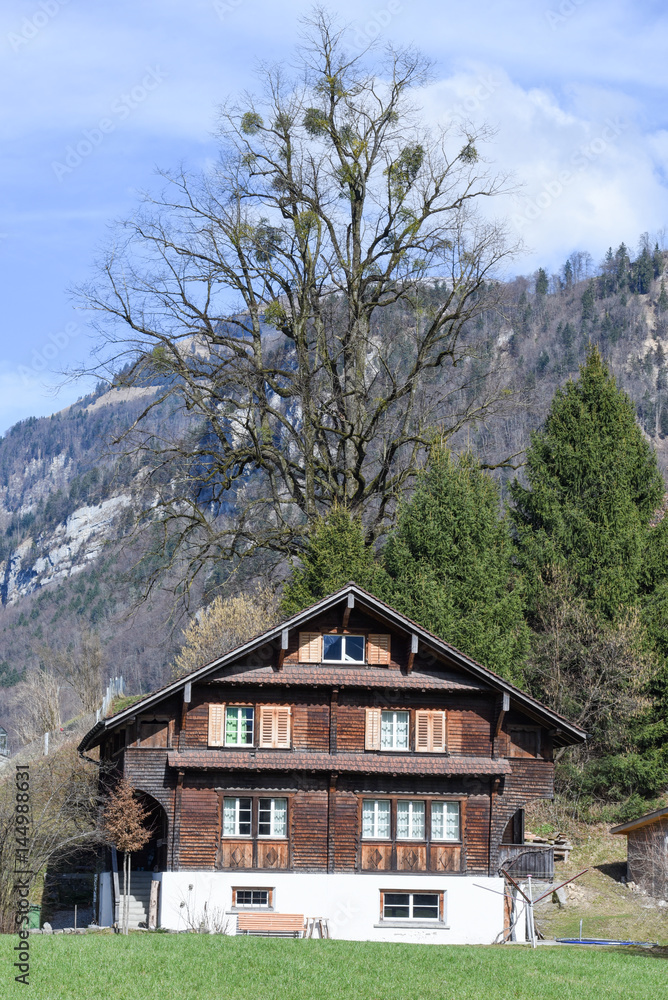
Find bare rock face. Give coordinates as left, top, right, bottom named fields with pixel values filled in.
left=1, top=494, right=132, bottom=604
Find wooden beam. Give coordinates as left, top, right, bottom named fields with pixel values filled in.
left=183, top=682, right=192, bottom=704
left=407, top=633, right=418, bottom=673
left=342, top=592, right=354, bottom=630
left=277, top=628, right=289, bottom=671
left=494, top=692, right=510, bottom=738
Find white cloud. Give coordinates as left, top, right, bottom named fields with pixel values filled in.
left=419, top=66, right=668, bottom=273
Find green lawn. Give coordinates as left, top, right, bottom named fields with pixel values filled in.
left=2, top=935, right=667, bottom=1000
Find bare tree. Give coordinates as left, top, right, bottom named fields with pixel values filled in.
left=0, top=742, right=99, bottom=932
left=526, top=570, right=654, bottom=771
left=101, top=779, right=151, bottom=934
left=76, top=9, right=520, bottom=594
left=38, top=629, right=104, bottom=715
left=172, top=585, right=280, bottom=678
left=13, top=669, right=62, bottom=746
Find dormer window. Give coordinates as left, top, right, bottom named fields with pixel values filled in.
left=322, top=634, right=365, bottom=663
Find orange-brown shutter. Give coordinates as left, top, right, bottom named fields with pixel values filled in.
left=415, top=710, right=431, bottom=751
left=259, top=706, right=275, bottom=747
left=259, top=706, right=291, bottom=748
left=415, top=710, right=447, bottom=752
left=298, top=632, right=321, bottom=663
left=431, top=711, right=447, bottom=752
left=275, top=707, right=291, bottom=748
left=208, top=703, right=225, bottom=746
left=367, top=634, right=391, bottom=666
left=365, top=707, right=381, bottom=750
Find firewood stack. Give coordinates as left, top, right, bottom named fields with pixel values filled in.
left=524, top=830, right=573, bottom=862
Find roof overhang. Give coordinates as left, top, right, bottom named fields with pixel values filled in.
left=79, top=582, right=588, bottom=753
left=610, top=806, right=668, bottom=835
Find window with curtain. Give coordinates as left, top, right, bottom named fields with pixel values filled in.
left=223, top=797, right=252, bottom=837
left=431, top=801, right=461, bottom=841
left=258, top=797, right=288, bottom=837
left=380, top=710, right=409, bottom=750
left=396, top=799, right=425, bottom=840
left=362, top=799, right=391, bottom=839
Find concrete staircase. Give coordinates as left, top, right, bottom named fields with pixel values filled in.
left=118, top=872, right=154, bottom=929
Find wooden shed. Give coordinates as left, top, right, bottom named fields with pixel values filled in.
left=611, top=807, right=668, bottom=897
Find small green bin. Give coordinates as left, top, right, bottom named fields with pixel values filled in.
left=28, top=905, right=40, bottom=929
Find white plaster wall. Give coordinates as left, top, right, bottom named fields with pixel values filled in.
left=98, top=872, right=114, bottom=928
left=152, top=872, right=505, bottom=945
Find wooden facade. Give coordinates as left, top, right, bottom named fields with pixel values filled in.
left=81, top=584, right=586, bottom=883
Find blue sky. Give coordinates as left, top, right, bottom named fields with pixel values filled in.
left=1, top=0, right=667, bottom=433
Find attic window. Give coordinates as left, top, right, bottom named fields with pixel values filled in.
left=322, top=634, right=365, bottom=663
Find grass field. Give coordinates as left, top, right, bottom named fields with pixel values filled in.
left=2, top=934, right=667, bottom=1000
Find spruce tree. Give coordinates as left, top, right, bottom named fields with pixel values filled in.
left=280, top=507, right=389, bottom=616
left=383, top=449, right=529, bottom=682
left=510, top=347, right=664, bottom=621
left=535, top=268, right=548, bottom=296
left=658, top=278, right=668, bottom=314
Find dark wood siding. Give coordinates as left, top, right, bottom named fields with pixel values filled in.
left=178, top=784, right=220, bottom=869
left=291, top=790, right=328, bottom=869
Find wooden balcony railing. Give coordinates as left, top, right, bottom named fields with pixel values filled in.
left=497, top=844, right=554, bottom=881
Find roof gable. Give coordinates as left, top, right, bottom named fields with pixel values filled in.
left=79, top=582, right=587, bottom=752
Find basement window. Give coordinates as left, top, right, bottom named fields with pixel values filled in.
left=322, top=634, right=365, bottom=663
left=232, top=888, right=273, bottom=909
left=380, top=890, right=445, bottom=924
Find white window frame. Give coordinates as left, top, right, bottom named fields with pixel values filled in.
left=222, top=796, right=252, bottom=837
left=380, top=710, right=410, bottom=750
left=232, top=887, right=273, bottom=909
left=396, top=799, right=426, bottom=841
left=380, top=890, right=444, bottom=923
left=362, top=798, right=391, bottom=840
left=322, top=634, right=366, bottom=663
left=257, top=797, right=288, bottom=838
left=224, top=706, right=254, bottom=747
left=431, top=801, right=461, bottom=842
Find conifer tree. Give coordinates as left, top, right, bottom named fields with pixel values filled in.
left=658, top=278, right=668, bottom=314
left=510, top=347, right=664, bottom=621
left=535, top=268, right=548, bottom=296
left=280, top=507, right=389, bottom=616
left=383, top=449, right=529, bottom=682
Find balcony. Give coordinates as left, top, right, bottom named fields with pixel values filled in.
left=497, top=844, right=554, bottom=881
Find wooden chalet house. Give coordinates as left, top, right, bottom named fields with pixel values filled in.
left=80, top=583, right=586, bottom=943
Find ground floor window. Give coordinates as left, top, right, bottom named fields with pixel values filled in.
left=380, top=890, right=444, bottom=923
left=222, top=796, right=288, bottom=838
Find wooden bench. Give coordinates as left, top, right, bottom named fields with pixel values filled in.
left=236, top=912, right=305, bottom=937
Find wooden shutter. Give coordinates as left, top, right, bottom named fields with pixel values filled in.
left=367, top=633, right=391, bottom=666
left=430, top=710, right=447, bottom=752
left=365, top=708, right=381, bottom=750
left=259, top=706, right=291, bottom=748
left=275, top=707, right=291, bottom=748
left=208, top=703, right=225, bottom=746
left=415, top=710, right=447, bottom=752
left=415, top=710, right=431, bottom=751
left=298, top=632, right=321, bottom=663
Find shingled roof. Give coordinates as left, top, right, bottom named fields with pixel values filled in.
left=79, top=582, right=587, bottom=753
